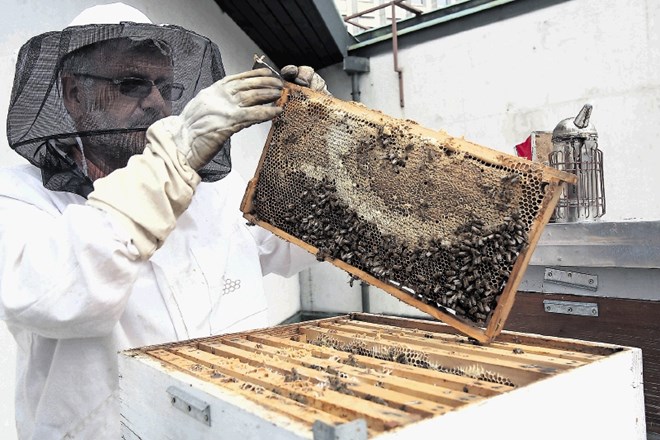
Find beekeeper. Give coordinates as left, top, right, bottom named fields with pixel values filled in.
left=0, top=3, right=325, bottom=439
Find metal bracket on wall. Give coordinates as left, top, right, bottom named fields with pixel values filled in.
left=167, top=386, right=211, bottom=426
left=343, top=56, right=370, bottom=74
left=313, top=419, right=368, bottom=440
left=543, top=299, right=599, bottom=317
left=543, top=268, right=598, bottom=291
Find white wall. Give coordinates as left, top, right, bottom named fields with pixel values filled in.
left=0, top=1, right=300, bottom=438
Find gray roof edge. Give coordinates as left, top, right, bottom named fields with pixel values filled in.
left=310, top=0, right=353, bottom=57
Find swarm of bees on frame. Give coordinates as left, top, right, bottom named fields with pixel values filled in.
left=249, top=88, right=548, bottom=326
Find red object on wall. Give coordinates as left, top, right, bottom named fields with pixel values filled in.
left=515, top=135, right=532, bottom=160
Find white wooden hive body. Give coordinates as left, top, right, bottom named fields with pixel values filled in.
left=119, top=314, right=645, bottom=439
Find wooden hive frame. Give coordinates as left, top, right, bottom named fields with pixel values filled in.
left=241, top=84, right=575, bottom=342
left=120, top=313, right=643, bottom=439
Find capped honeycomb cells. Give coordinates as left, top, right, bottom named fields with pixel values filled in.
left=251, top=87, right=550, bottom=326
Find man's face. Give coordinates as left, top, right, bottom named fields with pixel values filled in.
left=62, top=41, right=176, bottom=174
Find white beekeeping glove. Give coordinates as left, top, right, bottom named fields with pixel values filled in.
left=87, top=68, right=283, bottom=258
left=280, top=65, right=330, bottom=95
left=168, top=67, right=283, bottom=170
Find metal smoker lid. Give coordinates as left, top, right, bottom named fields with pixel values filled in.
left=552, top=104, right=597, bottom=141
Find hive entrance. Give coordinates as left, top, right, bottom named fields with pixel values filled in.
left=242, top=85, right=575, bottom=342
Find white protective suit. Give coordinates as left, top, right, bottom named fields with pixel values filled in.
left=0, top=162, right=314, bottom=438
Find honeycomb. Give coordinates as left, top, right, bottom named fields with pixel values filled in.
left=309, top=332, right=514, bottom=386
left=244, top=85, right=573, bottom=333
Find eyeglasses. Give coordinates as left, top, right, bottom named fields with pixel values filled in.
left=75, top=73, right=185, bottom=101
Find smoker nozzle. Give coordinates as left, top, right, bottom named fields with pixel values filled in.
left=573, top=104, right=592, bottom=129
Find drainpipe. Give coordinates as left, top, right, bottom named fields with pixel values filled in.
left=342, top=55, right=370, bottom=311
left=350, top=73, right=361, bottom=101
left=391, top=2, right=404, bottom=108
left=360, top=282, right=370, bottom=314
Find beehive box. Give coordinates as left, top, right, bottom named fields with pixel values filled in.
left=240, top=85, right=577, bottom=343
left=119, top=313, right=645, bottom=439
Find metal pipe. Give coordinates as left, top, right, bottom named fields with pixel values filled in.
left=361, top=282, right=370, bottom=313
left=396, top=0, right=423, bottom=15
left=345, top=19, right=371, bottom=31
left=344, top=0, right=400, bottom=21
left=392, top=2, right=404, bottom=108
left=351, top=73, right=361, bottom=101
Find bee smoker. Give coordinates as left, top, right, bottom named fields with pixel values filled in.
left=548, top=104, right=605, bottom=222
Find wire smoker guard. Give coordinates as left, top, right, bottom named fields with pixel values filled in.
left=241, top=85, right=576, bottom=343
left=549, top=104, right=605, bottom=222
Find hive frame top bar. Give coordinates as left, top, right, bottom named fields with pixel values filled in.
left=241, top=84, right=576, bottom=343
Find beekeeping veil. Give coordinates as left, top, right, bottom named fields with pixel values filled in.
left=7, top=3, right=231, bottom=197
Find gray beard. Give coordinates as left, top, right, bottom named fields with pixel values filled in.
left=79, top=130, right=147, bottom=172
left=76, top=109, right=163, bottom=172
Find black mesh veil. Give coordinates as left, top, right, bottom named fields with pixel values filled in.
left=7, top=22, right=231, bottom=197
